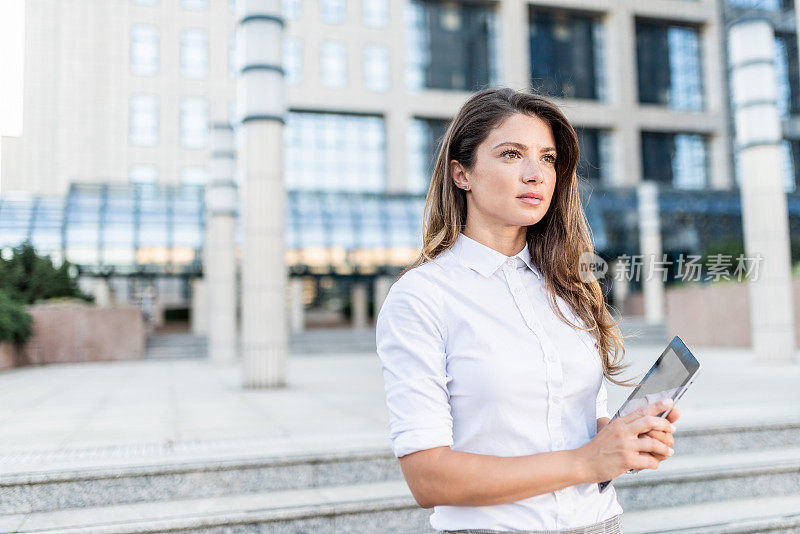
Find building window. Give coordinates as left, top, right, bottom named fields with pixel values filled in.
left=529, top=9, right=604, bottom=101
left=285, top=111, right=386, bottom=191
left=406, top=0, right=499, bottom=92
left=784, top=139, right=800, bottom=192
left=130, top=164, right=159, bottom=184
left=181, top=28, right=209, bottom=79
left=181, top=0, right=208, bottom=10
left=363, top=44, right=390, bottom=92
left=130, top=25, right=159, bottom=76
left=229, top=0, right=236, bottom=14
left=229, top=33, right=237, bottom=79
left=320, top=40, right=347, bottom=88
left=636, top=21, right=703, bottom=110
left=726, top=0, right=793, bottom=9
left=180, top=166, right=208, bottom=185
left=320, top=0, right=345, bottom=23
left=129, top=94, right=159, bottom=146
left=641, top=132, right=707, bottom=189
left=407, top=117, right=449, bottom=193
left=284, top=37, right=303, bottom=86
left=180, top=97, right=209, bottom=149
left=283, top=0, right=301, bottom=19
left=775, top=32, right=800, bottom=120
left=363, top=0, right=388, bottom=27
left=575, top=128, right=612, bottom=183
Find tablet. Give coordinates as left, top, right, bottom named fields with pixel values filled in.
left=598, top=335, right=701, bottom=493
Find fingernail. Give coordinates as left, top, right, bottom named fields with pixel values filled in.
left=661, top=398, right=673, bottom=407
left=668, top=447, right=674, bottom=456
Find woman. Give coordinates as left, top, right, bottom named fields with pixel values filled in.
left=375, top=88, right=681, bottom=533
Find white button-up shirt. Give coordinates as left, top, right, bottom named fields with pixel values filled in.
left=375, top=231, right=623, bottom=531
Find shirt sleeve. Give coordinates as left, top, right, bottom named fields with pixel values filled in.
left=596, top=380, right=611, bottom=420
left=375, top=270, right=454, bottom=458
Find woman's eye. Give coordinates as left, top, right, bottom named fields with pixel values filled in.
left=543, top=154, right=557, bottom=164
left=501, top=149, right=522, bottom=159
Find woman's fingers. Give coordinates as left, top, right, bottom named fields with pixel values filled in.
left=637, top=435, right=674, bottom=460
left=629, top=414, right=675, bottom=437
left=665, top=406, right=682, bottom=425
left=642, top=429, right=674, bottom=449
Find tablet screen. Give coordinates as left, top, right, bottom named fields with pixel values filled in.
left=616, top=337, right=699, bottom=418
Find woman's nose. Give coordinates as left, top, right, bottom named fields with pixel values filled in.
left=523, top=160, right=545, bottom=183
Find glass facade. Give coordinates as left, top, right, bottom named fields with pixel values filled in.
left=130, top=25, right=159, bottom=76
left=406, top=0, right=499, bottom=92
left=180, top=167, right=208, bottom=185
left=129, top=94, right=159, bottom=147
left=320, top=0, right=345, bottom=24
left=284, top=36, right=303, bottom=86
left=775, top=32, right=800, bottom=120
left=363, top=44, right=390, bottom=92
left=407, top=117, right=449, bottom=193
left=636, top=21, right=703, bottom=110
left=180, top=97, right=209, bottom=149
left=284, top=111, right=386, bottom=192
left=229, top=33, right=237, bottom=79
left=726, top=0, right=793, bottom=9
left=363, top=0, right=389, bottom=27
left=641, top=132, right=708, bottom=189
left=320, top=40, right=347, bottom=88
left=180, top=28, right=209, bottom=79
left=575, top=128, right=612, bottom=183
left=529, top=9, right=605, bottom=100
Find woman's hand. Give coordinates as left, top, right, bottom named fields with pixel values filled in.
left=578, top=398, right=677, bottom=484
left=641, top=405, right=681, bottom=461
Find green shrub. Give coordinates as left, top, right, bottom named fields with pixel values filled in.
left=0, top=241, right=93, bottom=305
left=0, top=290, right=32, bottom=344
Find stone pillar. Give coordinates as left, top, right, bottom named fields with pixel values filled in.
left=729, top=17, right=796, bottom=362
left=610, top=260, right=629, bottom=316
left=190, top=278, right=208, bottom=335
left=92, top=278, right=112, bottom=307
left=206, top=123, right=238, bottom=364
left=637, top=182, right=664, bottom=325
left=373, top=275, right=393, bottom=319
left=237, top=0, right=287, bottom=386
left=289, top=277, right=304, bottom=333
left=351, top=280, right=368, bottom=328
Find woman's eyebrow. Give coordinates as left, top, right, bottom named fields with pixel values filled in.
left=492, top=141, right=557, bottom=153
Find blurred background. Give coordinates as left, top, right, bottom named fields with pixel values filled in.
left=1, top=1, right=800, bottom=532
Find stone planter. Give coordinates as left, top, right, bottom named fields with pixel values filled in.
left=16, top=303, right=145, bottom=365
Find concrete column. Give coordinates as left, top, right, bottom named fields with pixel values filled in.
left=190, top=278, right=208, bottom=335
left=92, top=278, right=112, bottom=307
left=498, top=0, right=529, bottom=91
left=289, top=277, right=304, bottom=333
left=206, top=123, right=238, bottom=364
left=729, top=17, right=796, bottom=362
left=637, top=182, right=665, bottom=325
left=237, top=0, right=287, bottom=386
left=610, top=260, right=630, bottom=315
left=373, top=275, right=393, bottom=318
left=351, top=280, right=368, bottom=328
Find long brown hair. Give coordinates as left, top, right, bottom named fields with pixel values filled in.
left=401, top=87, right=635, bottom=387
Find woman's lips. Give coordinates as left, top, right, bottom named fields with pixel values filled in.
left=518, top=197, right=542, bottom=206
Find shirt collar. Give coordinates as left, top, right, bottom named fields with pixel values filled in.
left=453, top=232, right=542, bottom=279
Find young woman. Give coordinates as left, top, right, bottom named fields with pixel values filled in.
left=375, top=88, right=681, bottom=534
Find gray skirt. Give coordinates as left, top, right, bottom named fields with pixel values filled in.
left=437, top=513, right=622, bottom=534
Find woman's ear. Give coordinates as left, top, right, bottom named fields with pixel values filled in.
left=450, top=159, right=466, bottom=188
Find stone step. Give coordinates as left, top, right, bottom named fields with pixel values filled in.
left=621, top=493, right=800, bottom=533
left=2, top=420, right=799, bottom=516
left=614, top=445, right=800, bottom=512
left=0, top=479, right=430, bottom=534
left=0, top=448, right=401, bottom=515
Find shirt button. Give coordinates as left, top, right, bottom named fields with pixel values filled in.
left=553, top=397, right=560, bottom=405
left=514, top=287, right=523, bottom=294
left=506, top=258, right=515, bottom=266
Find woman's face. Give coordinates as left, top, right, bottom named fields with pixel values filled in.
left=452, top=112, right=558, bottom=230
